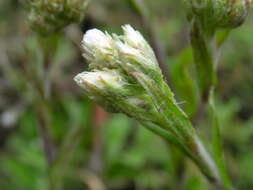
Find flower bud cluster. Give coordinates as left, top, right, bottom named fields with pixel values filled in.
left=185, top=0, right=252, bottom=30
left=26, top=0, right=89, bottom=34
left=74, top=25, right=166, bottom=123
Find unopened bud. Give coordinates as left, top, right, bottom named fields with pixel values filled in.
left=81, top=29, right=116, bottom=69
left=74, top=70, right=125, bottom=94
left=26, top=0, right=89, bottom=34
left=185, top=0, right=252, bottom=30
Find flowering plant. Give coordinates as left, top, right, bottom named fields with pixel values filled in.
left=75, top=25, right=225, bottom=189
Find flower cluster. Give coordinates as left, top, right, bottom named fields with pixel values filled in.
left=74, top=25, right=165, bottom=123
left=26, top=0, right=89, bottom=34
left=184, top=0, right=252, bottom=30
left=74, top=25, right=222, bottom=185
left=74, top=24, right=198, bottom=146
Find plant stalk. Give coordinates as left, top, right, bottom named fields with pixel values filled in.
left=189, top=20, right=232, bottom=189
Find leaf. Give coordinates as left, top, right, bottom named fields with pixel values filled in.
left=170, top=47, right=198, bottom=116
left=209, top=91, right=232, bottom=189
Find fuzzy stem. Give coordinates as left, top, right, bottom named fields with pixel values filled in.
left=133, top=72, right=227, bottom=189
left=143, top=122, right=226, bottom=189
left=189, top=135, right=224, bottom=189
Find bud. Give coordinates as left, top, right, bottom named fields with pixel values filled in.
left=219, top=0, right=252, bottom=28
left=122, top=25, right=154, bottom=57
left=81, top=29, right=117, bottom=70
left=26, top=0, right=89, bottom=34
left=115, top=40, right=162, bottom=83
left=120, top=25, right=158, bottom=67
left=74, top=70, right=125, bottom=95
left=184, top=0, right=252, bottom=30
left=74, top=70, right=126, bottom=112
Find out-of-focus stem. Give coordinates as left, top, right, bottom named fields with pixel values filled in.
left=88, top=105, right=108, bottom=174
left=169, top=146, right=185, bottom=190
left=191, top=24, right=231, bottom=124
left=35, top=105, right=55, bottom=165
left=35, top=36, right=59, bottom=166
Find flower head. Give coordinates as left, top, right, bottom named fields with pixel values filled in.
left=25, top=0, right=89, bottom=34
left=74, top=24, right=166, bottom=122
left=185, top=0, right=252, bottom=30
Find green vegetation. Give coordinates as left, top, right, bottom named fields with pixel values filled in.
left=0, top=0, right=252, bottom=190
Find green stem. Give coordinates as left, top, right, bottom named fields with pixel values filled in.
left=190, top=20, right=216, bottom=101
left=190, top=19, right=232, bottom=189
left=143, top=121, right=226, bottom=189
left=133, top=72, right=227, bottom=189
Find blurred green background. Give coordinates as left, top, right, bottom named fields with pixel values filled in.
left=0, top=0, right=253, bottom=189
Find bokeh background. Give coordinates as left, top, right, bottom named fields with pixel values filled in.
left=0, top=0, right=253, bottom=189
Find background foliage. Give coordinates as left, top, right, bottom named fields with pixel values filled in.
left=0, top=0, right=253, bottom=189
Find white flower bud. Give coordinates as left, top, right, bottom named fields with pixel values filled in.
left=74, top=71, right=124, bottom=93
left=122, top=25, right=146, bottom=48
left=81, top=29, right=117, bottom=69
left=115, top=39, right=160, bottom=79
left=122, top=25, right=155, bottom=57
left=82, top=29, right=113, bottom=57
left=115, top=41, right=141, bottom=58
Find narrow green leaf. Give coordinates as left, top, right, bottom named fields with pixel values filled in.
left=209, top=91, right=232, bottom=190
